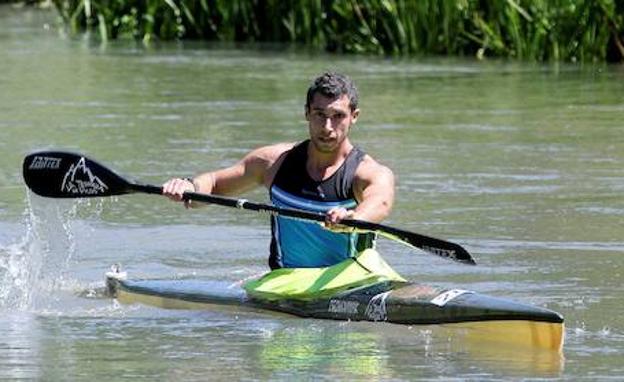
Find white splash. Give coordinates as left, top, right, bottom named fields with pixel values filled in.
left=0, top=193, right=79, bottom=311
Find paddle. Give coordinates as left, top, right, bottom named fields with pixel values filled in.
left=22, top=150, right=477, bottom=265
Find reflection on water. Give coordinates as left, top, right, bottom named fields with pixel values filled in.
left=0, top=313, right=41, bottom=380
left=257, top=325, right=387, bottom=379
left=439, top=326, right=564, bottom=377
left=9, top=308, right=563, bottom=380
left=254, top=322, right=564, bottom=379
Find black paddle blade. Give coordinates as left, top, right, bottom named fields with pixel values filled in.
left=348, top=220, right=477, bottom=265
left=23, top=151, right=133, bottom=198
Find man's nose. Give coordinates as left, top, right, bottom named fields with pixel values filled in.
left=323, top=117, right=333, bottom=130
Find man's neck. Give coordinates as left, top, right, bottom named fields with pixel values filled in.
left=306, top=139, right=353, bottom=181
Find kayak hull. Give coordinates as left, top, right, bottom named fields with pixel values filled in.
left=105, top=274, right=564, bottom=352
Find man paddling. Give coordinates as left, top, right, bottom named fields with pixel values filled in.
left=163, top=72, right=395, bottom=269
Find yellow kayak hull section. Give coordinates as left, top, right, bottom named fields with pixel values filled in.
left=446, top=320, right=565, bottom=352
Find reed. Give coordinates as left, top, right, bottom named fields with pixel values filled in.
left=51, top=0, right=624, bottom=62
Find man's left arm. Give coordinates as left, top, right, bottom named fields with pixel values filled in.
left=325, top=157, right=395, bottom=226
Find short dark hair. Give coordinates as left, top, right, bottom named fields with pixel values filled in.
left=305, top=72, right=359, bottom=111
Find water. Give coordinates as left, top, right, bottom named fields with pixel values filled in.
left=1, top=5, right=623, bottom=380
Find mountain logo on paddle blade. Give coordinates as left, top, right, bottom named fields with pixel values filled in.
left=61, top=157, right=108, bottom=195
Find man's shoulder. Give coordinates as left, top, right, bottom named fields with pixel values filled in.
left=355, top=153, right=394, bottom=181
left=242, top=142, right=298, bottom=177
left=244, top=142, right=298, bottom=187
left=248, top=142, right=297, bottom=162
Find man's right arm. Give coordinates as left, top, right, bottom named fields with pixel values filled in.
left=162, top=143, right=293, bottom=207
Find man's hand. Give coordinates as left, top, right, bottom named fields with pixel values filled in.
left=323, top=207, right=356, bottom=233
left=162, top=178, right=195, bottom=208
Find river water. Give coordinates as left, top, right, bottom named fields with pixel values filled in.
left=1, top=6, right=623, bottom=381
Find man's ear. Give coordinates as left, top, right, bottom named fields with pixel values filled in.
left=304, top=105, right=310, bottom=121
left=351, top=108, right=360, bottom=124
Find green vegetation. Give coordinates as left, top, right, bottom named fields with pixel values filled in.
left=51, top=0, right=624, bottom=62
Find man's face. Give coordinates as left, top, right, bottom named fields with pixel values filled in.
left=305, top=93, right=359, bottom=153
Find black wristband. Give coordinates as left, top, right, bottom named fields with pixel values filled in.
left=184, top=177, right=196, bottom=192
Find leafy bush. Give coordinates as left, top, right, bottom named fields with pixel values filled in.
left=52, top=0, right=624, bottom=62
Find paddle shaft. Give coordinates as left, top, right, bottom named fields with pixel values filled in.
left=130, top=183, right=476, bottom=265
left=133, top=183, right=378, bottom=223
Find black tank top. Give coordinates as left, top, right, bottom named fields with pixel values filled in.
left=268, top=140, right=376, bottom=269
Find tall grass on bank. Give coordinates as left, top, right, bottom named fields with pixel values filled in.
left=52, top=0, right=624, bottom=62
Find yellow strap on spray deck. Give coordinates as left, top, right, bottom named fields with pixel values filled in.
left=243, top=249, right=405, bottom=301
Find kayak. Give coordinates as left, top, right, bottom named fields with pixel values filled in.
left=105, top=250, right=564, bottom=352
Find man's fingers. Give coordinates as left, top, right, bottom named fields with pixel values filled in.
left=162, top=178, right=194, bottom=202
left=325, top=207, right=344, bottom=225
left=323, top=207, right=355, bottom=232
